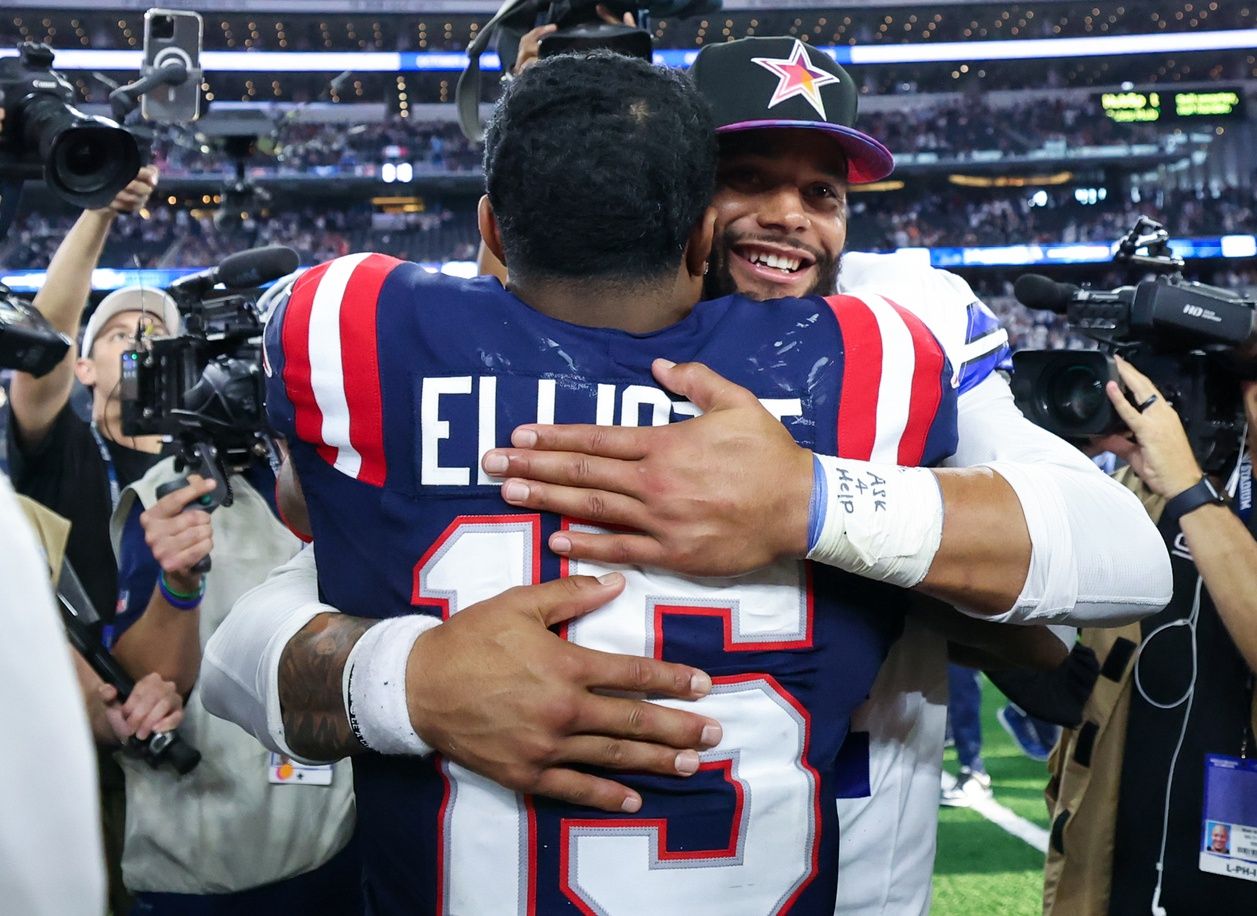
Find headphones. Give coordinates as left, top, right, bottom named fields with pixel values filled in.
left=1137, top=424, right=1248, bottom=916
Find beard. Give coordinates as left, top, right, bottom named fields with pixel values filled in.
left=703, top=229, right=842, bottom=302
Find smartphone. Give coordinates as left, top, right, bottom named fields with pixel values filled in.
left=141, top=9, right=203, bottom=123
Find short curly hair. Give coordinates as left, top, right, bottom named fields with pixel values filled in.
left=484, top=51, right=717, bottom=285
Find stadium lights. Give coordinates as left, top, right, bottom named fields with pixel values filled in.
left=949, top=172, right=1075, bottom=188
left=850, top=180, right=906, bottom=193
left=5, top=28, right=1254, bottom=73
left=379, top=163, right=414, bottom=183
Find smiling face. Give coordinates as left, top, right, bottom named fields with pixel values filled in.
left=704, top=129, right=849, bottom=302
left=1211, top=823, right=1230, bottom=853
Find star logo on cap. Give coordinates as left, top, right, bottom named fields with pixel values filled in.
left=750, top=40, right=840, bottom=119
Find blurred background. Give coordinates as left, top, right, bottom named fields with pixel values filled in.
left=1, top=0, right=1253, bottom=367
left=1, top=3, right=1252, bottom=913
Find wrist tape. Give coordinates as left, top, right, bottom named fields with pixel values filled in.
left=343, top=614, right=442, bottom=756
left=806, top=454, right=944, bottom=588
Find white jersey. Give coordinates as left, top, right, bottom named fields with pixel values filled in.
left=841, top=251, right=1011, bottom=398
left=0, top=475, right=106, bottom=916
left=833, top=252, right=1010, bottom=916
left=834, top=619, right=948, bottom=916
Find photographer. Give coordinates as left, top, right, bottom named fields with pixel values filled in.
left=5, top=164, right=168, bottom=625
left=1043, top=355, right=1257, bottom=914
left=2, top=159, right=172, bottom=913
left=106, top=425, right=358, bottom=911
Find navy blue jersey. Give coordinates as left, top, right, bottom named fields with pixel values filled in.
left=264, top=253, right=958, bottom=916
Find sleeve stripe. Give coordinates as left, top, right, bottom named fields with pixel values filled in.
left=823, top=294, right=882, bottom=461
left=956, top=329, right=1011, bottom=365
left=281, top=253, right=400, bottom=486
left=308, top=254, right=373, bottom=479
left=883, top=296, right=948, bottom=467
left=964, top=299, right=1008, bottom=347
left=338, top=253, right=396, bottom=487
left=281, top=260, right=336, bottom=468
left=858, top=294, right=918, bottom=464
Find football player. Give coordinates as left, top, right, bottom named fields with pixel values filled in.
left=205, top=46, right=1170, bottom=914
left=209, top=51, right=964, bottom=913
left=475, top=38, right=1175, bottom=916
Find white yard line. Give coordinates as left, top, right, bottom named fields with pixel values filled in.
left=940, top=771, right=1050, bottom=854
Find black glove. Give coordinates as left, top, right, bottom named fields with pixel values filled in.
left=986, top=643, right=1101, bottom=728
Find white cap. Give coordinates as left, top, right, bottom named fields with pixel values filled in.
left=80, top=287, right=182, bottom=357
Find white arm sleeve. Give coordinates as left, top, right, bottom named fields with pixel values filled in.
left=201, top=545, right=335, bottom=764
left=948, top=372, right=1172, bottom=625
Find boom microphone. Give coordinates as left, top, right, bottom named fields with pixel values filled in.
left=170, top=246, right=300, bottom=295
left=1014, top=273, right=1135, bottom=314
left=1013, top=274, right=1075, bottom=313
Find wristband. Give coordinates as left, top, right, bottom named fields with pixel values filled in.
left=159, top=572, right=205, bottom=610
left=343, top=614, right=442, bottom=756
left=806, top=454, right=944, bottom=588
left=1162, top=475, right=1228, bottom=524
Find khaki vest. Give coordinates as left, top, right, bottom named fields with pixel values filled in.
left=109, top=458, right=355, bottom=893
left=1041, top=468, right=1257, bottom=915
left=14, top=495, right=71, bottom=581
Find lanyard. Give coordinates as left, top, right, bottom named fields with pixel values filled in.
left=1236, top=447, right=1253, bottom=526
left=89, top=422, right=122, bottom=512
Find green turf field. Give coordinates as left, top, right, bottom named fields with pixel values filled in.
left=932, top=675, right=1052, bottom=916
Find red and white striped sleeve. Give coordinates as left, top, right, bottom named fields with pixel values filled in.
left=270, top=252, right=405, bottom=487
left=822, top=292, right=955, bottom=467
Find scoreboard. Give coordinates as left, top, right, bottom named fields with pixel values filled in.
left=1099, top=88, right=1245, bottom=123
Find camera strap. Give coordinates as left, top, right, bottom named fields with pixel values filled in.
left=90, top=421, right=122, bottom=511
left=1236, top=443, right=1252, bottom=526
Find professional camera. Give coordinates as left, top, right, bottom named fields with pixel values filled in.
left=0, top=42, right=142, bottom=210
left=119, top=246, right=299, bottom=503
left=0, top=282, right=71, bottom=376
left=1012, top=217, right=1257, bottom=473
left=457, top=0, right=721, bottom=140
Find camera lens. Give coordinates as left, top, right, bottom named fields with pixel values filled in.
left=55, top=135, right=100, bottom=184
left=21, top=93, right=141, bottom=209
left=1045, top=364, right=1107, bottom=426
left=49, top=125, right=140, bottom=199
left=151, top=15, right=176, bottom=41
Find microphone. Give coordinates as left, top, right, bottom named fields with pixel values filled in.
left=1014, top=273, right=1133, bottom=314
left=170, top=246, right=300, bottom=295
left=1013, top=274, right=1075, bottom=313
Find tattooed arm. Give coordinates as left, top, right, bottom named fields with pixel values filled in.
left=206, top=545, right=724, bottom=812
left=278, top=612, right=373, bottom=760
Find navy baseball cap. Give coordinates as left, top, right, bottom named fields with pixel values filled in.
left=690, top=37, right=895, bottom=184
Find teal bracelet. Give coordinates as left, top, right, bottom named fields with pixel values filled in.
left=159, top=572, right=206, bottom=610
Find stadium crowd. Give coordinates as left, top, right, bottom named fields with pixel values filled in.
left=5, top=0, right=1254, bottom=105
left=146, top=122, right=483, bottom=177
left=1, top=11, right=1254, bottom=916
left=5, top=182, right=1250, bottom=271
left=4, top=0, right=1247, bottom=54
left=104, top=96, right=1178, bottom=183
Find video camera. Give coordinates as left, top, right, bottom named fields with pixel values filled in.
left=457, top=0, right=721, bottom=141
left=1011, top=217, right=1257, bottom=473
left=119, top=246, right=299, bottom=505
left=0, top=282, right=71, bottom=376
left=0, top=42, right=142, bottom=211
